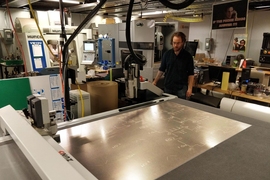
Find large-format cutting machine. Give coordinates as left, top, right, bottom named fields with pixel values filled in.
left=2, top=0, right=270, bottom=179
left=1, top=97, right=270, bottom=180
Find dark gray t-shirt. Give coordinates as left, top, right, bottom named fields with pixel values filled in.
left=159, top=48, right=194, bottom=90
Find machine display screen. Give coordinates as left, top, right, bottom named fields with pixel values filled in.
left=84, top=42, right=95, bottom=51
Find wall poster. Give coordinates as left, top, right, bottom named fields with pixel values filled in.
left=212, top=0, right=248, bottom=30
left=233, top=34, right=247, bottom=52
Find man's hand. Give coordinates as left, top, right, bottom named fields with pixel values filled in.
left=152, top=71, right=164, bottom=87
left=186, top=88, right=192, bottom=98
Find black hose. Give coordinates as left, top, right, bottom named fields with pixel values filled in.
left=125, top=0, right=146, bottom=66
left=59, top=0, right=65, bottom=37
left=158, top=0, right=195, bottom=10
left=62, top=0, right=107, bottom=120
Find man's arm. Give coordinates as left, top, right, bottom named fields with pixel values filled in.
left=186, top=75, right=194, bottom=98
left=152, top=70, right=164, bottom=86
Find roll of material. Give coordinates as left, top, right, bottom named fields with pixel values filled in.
left=220, top=97, right=270, bottom=123
left=220, top=98, right=236, bottom=112
left=87, top=80, right=118, bottom=115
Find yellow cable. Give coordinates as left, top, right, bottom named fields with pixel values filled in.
left=27, top=0, right=59, bottom=62
left=75, top=80, right=85, bottom=117
left=110, top=68, right=112, bottom=81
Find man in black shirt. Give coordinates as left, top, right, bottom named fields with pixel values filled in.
left=152, top=32, right=194, bottom=99
left=237, top=39, right=245, bottom=51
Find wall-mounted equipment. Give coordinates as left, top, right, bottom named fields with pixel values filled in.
left=205, top=38, right=213, bottom=51
left=3, top=29, right=13, bottom=45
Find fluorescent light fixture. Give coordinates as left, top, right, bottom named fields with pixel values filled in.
left=83, top=2, right=97, bottom=7
left=68, top=1, right=97, bottom=12
left=50, top=0, right=80, bottom=4
left=255, top=5, right=270, bottom=9
left=184, top=11, right=195, bottom=15
left=141, top=11, right=167, bottom=16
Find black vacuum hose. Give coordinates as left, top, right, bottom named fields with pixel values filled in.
left=158, top=0, right=195, bottom=10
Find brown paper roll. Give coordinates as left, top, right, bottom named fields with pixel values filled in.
left=87, top=80, right=118, bottom=114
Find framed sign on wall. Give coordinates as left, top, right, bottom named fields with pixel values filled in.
left=212, top=0, right=248, bottom=30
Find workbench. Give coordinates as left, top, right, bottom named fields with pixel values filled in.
left=0, top=62, right=24, bottom=79
left=196, top=82, right=270, bottom=105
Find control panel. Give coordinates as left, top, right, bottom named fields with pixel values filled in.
left=259, top=55, right=270, bottom=64
left=259, top=49, right=270, bottom=64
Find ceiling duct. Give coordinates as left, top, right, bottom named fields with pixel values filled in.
left=1, top=0, right=270, bottom=19
left=2, top=0, right=40, bottom=7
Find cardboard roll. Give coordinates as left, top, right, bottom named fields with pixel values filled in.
left=87, top=80, right=118, bottom=115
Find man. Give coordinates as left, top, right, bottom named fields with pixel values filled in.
left=225, top=6, right=237, bottom=19
left=238, top=39, right=246, bottom=51
left=152, top=32, right=194, bottom=99
left=233, top=37, right=239, bottom=50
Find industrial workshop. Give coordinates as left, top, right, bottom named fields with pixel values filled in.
left=1, top=0, right=270, bottom=179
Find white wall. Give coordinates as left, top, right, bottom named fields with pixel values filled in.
left=189, top=10, right=270, bottom=65
left=155, top=18, right=190, bottom=38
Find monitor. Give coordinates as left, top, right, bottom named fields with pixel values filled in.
left=208, top=65, right=237, bottom=83
left=184, top=41, right=198, bottom=57
left=83, top=41, right=95, bottom=52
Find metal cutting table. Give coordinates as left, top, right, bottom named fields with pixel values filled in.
left=1, top=98, right=270, bottom=180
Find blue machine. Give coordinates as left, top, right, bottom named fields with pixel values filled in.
left=98, top=37, right=116, bottom=69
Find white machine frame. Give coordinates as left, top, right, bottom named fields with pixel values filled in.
left=0, top=105, right=97, bottom=180
left=0, top=94, right=176, bottom=179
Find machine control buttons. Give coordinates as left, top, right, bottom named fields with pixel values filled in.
left=59, top=150, right=73, bottom=162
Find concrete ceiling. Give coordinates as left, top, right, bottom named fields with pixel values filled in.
left=1, top=0, right=270, bottom=19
